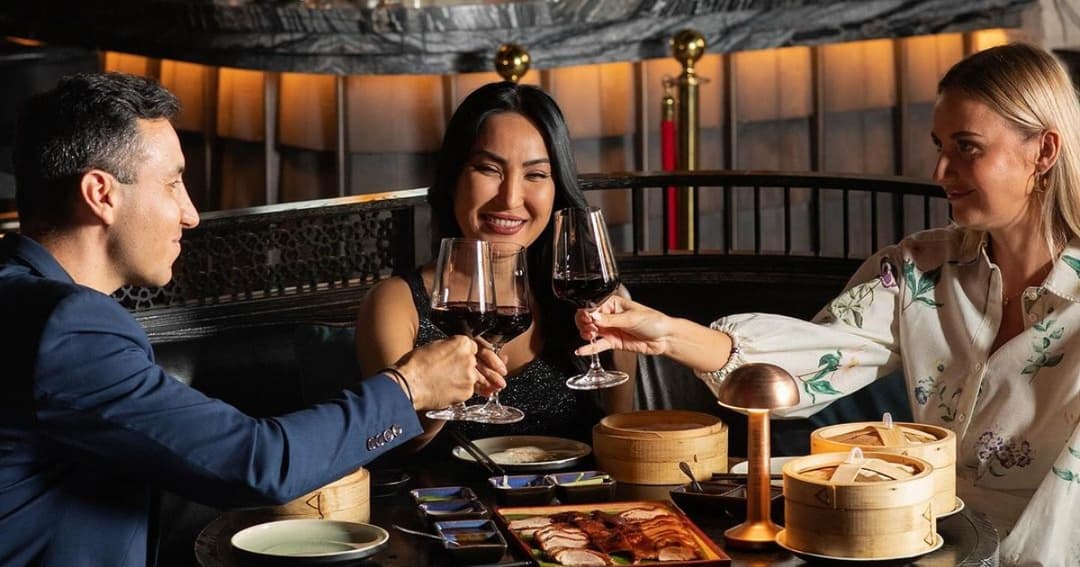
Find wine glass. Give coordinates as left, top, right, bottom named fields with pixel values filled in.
left=551, top=206, right=629, bottom=390
left=425, top=238, right=497, bottom=420
left=465, top=242, right=531, bottom=424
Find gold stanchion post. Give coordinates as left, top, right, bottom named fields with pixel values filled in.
left=494, top=43, right=531, bottom=83
left=670, top=29, right=706, bottom=250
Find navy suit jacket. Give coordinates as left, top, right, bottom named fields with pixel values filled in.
left=0, top=234, right=422, bottom=566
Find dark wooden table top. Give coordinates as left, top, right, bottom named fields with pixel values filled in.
left=196, top=451, right=999, bottom=566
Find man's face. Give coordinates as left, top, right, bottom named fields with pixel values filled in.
left=107, top=118, right=199, bottom=287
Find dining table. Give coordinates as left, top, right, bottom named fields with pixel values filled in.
left=194, top=441, right=1000, bottom=567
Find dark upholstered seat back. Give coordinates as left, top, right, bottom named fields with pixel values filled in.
left=625, top=260, right=913, bottom=457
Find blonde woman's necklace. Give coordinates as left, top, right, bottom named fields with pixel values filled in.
left=1001, top=288, right=1025, bottom=307
left=1001, top=262, right=1053, bottom=307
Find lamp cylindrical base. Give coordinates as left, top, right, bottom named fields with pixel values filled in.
left=725, top=409, right=780, bottom=549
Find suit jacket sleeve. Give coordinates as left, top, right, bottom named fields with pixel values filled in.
left=31, top=288, right=422, bottom=507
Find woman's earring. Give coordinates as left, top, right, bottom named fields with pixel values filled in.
left=1034, top=170, right=1048, bottom=193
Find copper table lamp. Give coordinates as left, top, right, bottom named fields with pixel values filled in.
left=715, top=363, right=799, bottom=549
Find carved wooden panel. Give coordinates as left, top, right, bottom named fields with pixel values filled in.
left=115, top=195, right=423, bottom=312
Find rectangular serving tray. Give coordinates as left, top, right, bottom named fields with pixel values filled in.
left=493, top=500, right=731, bottom=566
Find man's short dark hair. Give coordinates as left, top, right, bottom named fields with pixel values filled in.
left=13, top=72, right=180, bottom=230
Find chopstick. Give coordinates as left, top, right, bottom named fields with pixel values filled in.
left=448, top=429, right=507, bottom=477
left=708, top=473, right=783, bottom=481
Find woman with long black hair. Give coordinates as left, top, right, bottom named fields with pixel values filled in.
left=357, top=82, right=635, bottom=449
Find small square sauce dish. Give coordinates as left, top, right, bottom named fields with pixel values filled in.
left=670, top=481, right=784, bottom=523
left=418, top=498, right=490, bottom=527
left=433, top=519, right=507, bottom=564
left=544, top=471, right=616, bottom=504
left=410, top=486, right=478, bottom=506
left=488, top=474, right=555, bottom=507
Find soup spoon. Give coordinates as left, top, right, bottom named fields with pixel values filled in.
left=679, top=461, right=704, bottom=492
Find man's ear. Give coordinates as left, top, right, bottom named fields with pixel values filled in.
left=1036, top=129, right=1061, bottom=175
left=78, top=170, right=119, bottom=226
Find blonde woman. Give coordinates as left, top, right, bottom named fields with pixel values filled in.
left=576, top=43, right=1080, bottom=566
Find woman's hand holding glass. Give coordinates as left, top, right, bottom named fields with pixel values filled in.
left=575, top=295, right=736, bottom=376
left=574, top=295, right=674, bottom=357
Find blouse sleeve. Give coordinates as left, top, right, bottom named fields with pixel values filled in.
left=696, top=247, right=907, bottom=418
left=996, top=423, right=1080, bottom=566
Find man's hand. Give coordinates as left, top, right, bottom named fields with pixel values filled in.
left=393, top=336, right=504, bottom=410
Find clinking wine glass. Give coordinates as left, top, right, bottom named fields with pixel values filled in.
left=425, top=238, right=497, bottom=421
left=551, top=206, right=629, bottom=390
left=465, top=242, right=530, bottom=424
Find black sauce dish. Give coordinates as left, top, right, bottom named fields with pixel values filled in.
left=669, top=480, right=784, bottom=524
left=488, top=474, right=555, bottom=507
left=433, top=519, right=508, bottom=564
left=544, top=471, right=616, bottom=504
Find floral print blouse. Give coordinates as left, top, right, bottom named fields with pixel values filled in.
left=698, top=227, right=1080, bottom=566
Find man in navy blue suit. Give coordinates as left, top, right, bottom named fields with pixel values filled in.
left=0, top=72, right=505, bottom=566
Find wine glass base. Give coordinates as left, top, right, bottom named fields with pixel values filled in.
left=566, top=370, right=629, bottom=391
left=464, top=403, right=525, bottom=424
left=425, top=406, right=471, bottom=421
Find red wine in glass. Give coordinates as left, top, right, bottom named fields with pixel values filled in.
left=551, top=275, right=619, bottom=309
left=481, top=306, right=533, bottom=346
left=430, top=301, right=497, bottom=338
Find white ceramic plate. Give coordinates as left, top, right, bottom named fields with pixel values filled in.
left=776, top=529, right=944, bottom=565
left=937, top=496, right=965, bottom=518
left=730, top=456, right=802, bottom=487
left=231, top=519, right=389, bottom=565
left=452, top=435, right=591, bottom=471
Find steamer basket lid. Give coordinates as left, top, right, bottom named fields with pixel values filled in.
left=789, top=451, right=929, bottom=484
left=597, top=410, right=724, bottom=434
left=825, top=423, right=939, bottom=447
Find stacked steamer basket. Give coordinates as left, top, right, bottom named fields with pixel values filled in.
left=780, top=451, right=939, bottom=559
left=592, top=410, right=727, bottom=485
left=810, top=418, right=957, bottom=517
left=262, top=467, right=371, bottom=522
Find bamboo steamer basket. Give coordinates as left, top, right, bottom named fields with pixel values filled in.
left=592, top=410, right=727, bottom=485
left=262, top=467, right=371, bottom=522
left=811, top=420, right=956, bottom=517
left=782, top=451, right=937, bottom=559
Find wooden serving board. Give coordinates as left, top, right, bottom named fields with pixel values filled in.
left=494, top=500, right=731, bottom=566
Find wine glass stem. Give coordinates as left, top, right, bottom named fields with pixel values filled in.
left=587, top=310, right=604, bottom=374
left=486, top=344, right=505, bottom=407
